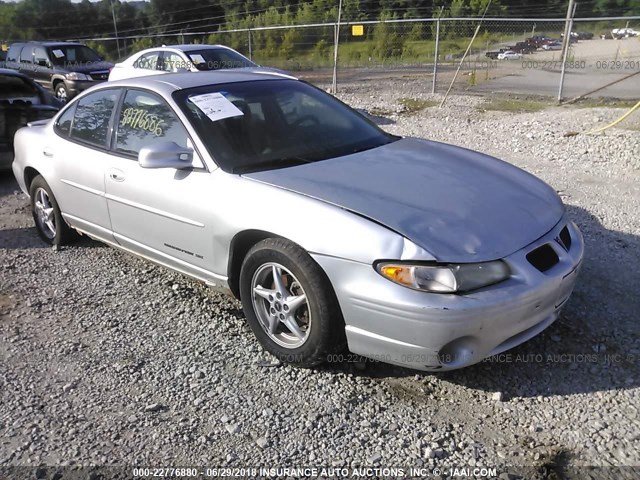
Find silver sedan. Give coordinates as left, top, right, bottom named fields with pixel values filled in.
left=12, top=71, right=584, bottom=371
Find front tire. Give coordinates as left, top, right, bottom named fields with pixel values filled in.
left=54, top=82, right=69, bottom=103
left=240, top=238, right=345, bottom=367
left=30, top=175, right=76, bottom=246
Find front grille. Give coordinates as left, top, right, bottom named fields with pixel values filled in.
left=90, top=71, right=109, bottom=81
left=559, top=225, right=572, bottom=251
left=526, top=244, right=559, bottom=272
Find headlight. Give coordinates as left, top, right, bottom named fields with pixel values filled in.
left=65, top=72, right=89, bottom=81
left=376, top=260, right=510, bottom=293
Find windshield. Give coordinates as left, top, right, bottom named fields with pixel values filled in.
left=185, top=49, right=256, bottom=71
left=47, top=45, right=101, bottom=66
left=175, top=80, right=397, bottom=173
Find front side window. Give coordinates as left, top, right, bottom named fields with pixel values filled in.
left=69, top=89, right=119, bottom=147
left=115, top=90, right=189, bottom=156
left=34, top=47, right=49, bottom=67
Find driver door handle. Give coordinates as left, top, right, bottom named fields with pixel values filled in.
left=109, top=169, right=125, bottom=182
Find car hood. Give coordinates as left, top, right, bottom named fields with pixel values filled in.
left=244, top=137, right=564, bottom=262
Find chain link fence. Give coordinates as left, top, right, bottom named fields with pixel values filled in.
left=79, top=16, right=640, bottom=100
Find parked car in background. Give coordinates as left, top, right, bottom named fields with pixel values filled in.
left=11, top=70, right=583, bottom=371
left=575, top=31, right=594, bottom=40
left=0, top=68, right=61, bottom=170
left=498, top=50, right=523, bottom=60
left=5, top=41, right=113, bottom=103
left=542, top=41, right=563, bottom=51
left=612, top=27, right=638, bottom=38
left=510, top=42, right=537, bottom=54
left=109, top=44, right=284, bottom=81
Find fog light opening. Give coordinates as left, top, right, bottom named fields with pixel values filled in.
left=438, top=337, right=477, bottom=367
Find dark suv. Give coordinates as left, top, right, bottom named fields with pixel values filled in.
left=5, top=41, right=114, bottom=102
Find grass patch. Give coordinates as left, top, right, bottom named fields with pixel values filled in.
left=568, top=98, right=640, bottom=109
left=480, top=99, right=549, bottom=113
left=399, top=97, right=438, bottom=114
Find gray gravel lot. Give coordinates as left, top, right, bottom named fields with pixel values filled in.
left=1, top=79, right=639, bottom=479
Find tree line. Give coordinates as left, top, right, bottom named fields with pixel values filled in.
left=1, top=0, right=638, bottom=63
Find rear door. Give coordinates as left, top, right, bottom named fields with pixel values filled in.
left=32, top=46, right=54, bottom=91
left=18, top=45, right=36, bottom=79
left=47, top=88, right=121, bottom=241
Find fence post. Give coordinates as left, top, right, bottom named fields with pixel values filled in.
left=332, top=0, right=343, bottom=94
left=558, top=0, right=576, bottom=102
left=248, top=28, right=252, bottom=60
left=432, top=18, right=441, bottom=94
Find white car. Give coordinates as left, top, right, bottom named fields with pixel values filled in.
left=612, top=28, right=638, bottom=38
left=109, top=44, right=280, bottom=81
left=497, top=51, right=523, bottom=60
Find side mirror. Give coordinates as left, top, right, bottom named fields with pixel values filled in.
left=138, top=141, right=193, bottom=169
left=37, top=59, right=50, bottom=67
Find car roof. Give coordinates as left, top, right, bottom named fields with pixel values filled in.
left=105, top=69, right=296, bottom=95
left=166, top=44, right=235, bottom=52
left=25, top=41, right=85, bottom=47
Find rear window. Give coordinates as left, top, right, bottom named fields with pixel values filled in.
left=185, top=49, right=255, bottom=71
left=0, top=75, right=40, bottom=99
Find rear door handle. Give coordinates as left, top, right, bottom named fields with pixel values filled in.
left=109, top=169, right=125, bottom=182
left=43, top=148, right=54, bottom=157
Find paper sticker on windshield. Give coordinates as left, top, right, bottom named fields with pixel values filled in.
left=189, top=92, right=243, bottom=122
left=52, top=49, right=65, bottom=58
left=189, top=54, right=206, bottom=65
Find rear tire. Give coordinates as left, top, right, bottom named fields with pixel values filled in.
left=30, top=175, right=76, bottom=246
left=240, top=238, right=346, bottom=367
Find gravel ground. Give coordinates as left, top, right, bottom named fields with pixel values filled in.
left=1, top=79, right=639, bottom=480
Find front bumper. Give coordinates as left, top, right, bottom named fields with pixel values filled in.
left=312, top=216, right=584, bottom=371
left=65, top=79, right=106, bottom=96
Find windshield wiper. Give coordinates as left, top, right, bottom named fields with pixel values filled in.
left=234, top=156, right=313, bottom=174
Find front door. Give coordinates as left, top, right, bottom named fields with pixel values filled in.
left=104, top=89, right=217, bottom=282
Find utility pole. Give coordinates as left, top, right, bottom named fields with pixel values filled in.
left=331, top=0, right=343, bottom=94
left=558, top=0, right=576, bottom=102
left=110, top=0, right=121, bottom=59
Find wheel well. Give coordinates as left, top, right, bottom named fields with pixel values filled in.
left=227, top=230, right=279, bottom=299
left=24, top=167, right=40, bottom=192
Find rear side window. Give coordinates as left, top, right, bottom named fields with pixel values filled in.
left=115, top=89, right=188, bottom=156
left=69, top=89, right=119, bottom=148
left=19, top=46, right=33, bottom=63
left=54, top=104, right=77, bottom=137
left=7, top=44, right=23, bottom=62
left=134, top=51, right=160, bottom=70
